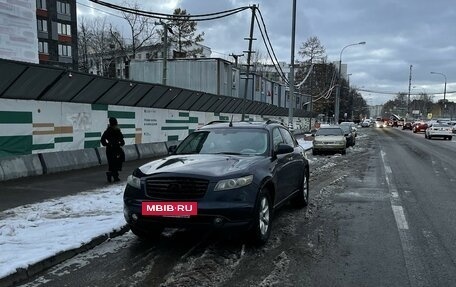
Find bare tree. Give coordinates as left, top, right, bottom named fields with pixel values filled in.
left=109, top=1, right=158, bottom=62
left=298, top=36, right=326, bottom=64
left=77, top=17, right=120, bottom=76
left=91, top=18, right=120, bottom=77
left=78, top=17, right=93, bottom=73
left=251, top=49, right=268, bottom=75
left=296, top=36, right=328, bottom=113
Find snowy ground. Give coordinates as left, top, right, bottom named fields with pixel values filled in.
left=0, top=184, right=126, bottom=279
left=0, top=141, right=313, bottom=281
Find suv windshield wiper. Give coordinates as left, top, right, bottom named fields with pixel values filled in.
left=215, top=152, right=243, bottom=155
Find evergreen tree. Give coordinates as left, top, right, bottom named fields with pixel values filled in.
left=166, top=8, right=205, bottom=58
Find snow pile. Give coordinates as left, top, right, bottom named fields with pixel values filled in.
left=0, top=183, right=126, bottom=279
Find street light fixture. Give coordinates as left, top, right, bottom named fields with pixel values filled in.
left=335, top=41, right=366, bottom=124
left=430, top=71, right=447, bottom=117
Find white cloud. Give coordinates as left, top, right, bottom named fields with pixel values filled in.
left=76, top=0, right=456, bottom=105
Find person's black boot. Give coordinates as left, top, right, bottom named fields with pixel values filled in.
left=113, top=171, right=120, bottom=182
left=106, top=172, right=112, bottom=183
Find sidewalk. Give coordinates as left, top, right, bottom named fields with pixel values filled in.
left=0, top=139, right=313, bottom=286
left=0, top=158, right=155, bottom=212
left=0, top=157, right=154, bottom=287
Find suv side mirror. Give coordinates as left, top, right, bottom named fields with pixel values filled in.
left=275, top=143, right=294, bottom=155
left=168, top=145, right=177, bottom=154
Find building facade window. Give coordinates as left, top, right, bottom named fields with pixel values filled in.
left=56, top=1, right=71, bottom=15
left=58, top=44, right=72, bottom=57
left=37, top=19, right=47, bottom=32
left=57, top=23, right=71, bottom=36
left=36, top=0, right=46, bottom=10
left=38, top=41, right=48, bottom=54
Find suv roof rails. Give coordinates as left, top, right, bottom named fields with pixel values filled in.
left=205, top=120, right=229, bottom=126
left=264, top=119, right=285, bottom=126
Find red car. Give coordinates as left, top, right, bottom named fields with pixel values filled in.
left=412, top=121, right=428, bottom=133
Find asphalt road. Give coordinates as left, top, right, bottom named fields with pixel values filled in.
left=16, top=127, right=456, bottom=287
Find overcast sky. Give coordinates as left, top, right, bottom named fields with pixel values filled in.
left=78, top=0, right=455, bottom=105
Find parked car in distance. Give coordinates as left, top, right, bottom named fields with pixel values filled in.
left=425, top=123, right=453, bottom=140
left=412, top=121, right=428, bottom=133
left=312, top=126, right=347, bottom=155
left=361, top=120, right=371, bottom=128
left=402, top=122, right=413, bottom=130
left=340, top=124, right=356, bottom=147
left=340, top=121, right=358, bottom=137
left=123, top=121, right=310, bottom=246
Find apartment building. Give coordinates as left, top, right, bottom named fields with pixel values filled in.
left=36, top=0, right=78, bottom=69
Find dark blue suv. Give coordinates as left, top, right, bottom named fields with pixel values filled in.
left=123, top=121, right=310, bottom=245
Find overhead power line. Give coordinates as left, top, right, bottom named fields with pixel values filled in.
left=77, top=1, right=124, bottom=19
left=88, top=0, right=250, bottom=21
left=254, top=9, right=289, bottom=85
left=357, top=88, right=456, bottom=96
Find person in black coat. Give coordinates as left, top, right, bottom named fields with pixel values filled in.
left=101, top=117, right=125, bottom=182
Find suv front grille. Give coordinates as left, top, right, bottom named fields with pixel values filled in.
left=145, top=177, right=209, bottom=199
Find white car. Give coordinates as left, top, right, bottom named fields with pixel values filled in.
left=361, top=120, right=371, bottom=127
left=425, top=123, right=453, bottom=140
left=312, top=126, right=347, bottom=155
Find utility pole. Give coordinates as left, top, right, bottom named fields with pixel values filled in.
left=241, top=5, right=256, bottom=121
left=407, top=64, right=412, bottom=119
left=162, top=21, right=169, bottom=86
left=308, top=63, right=314, bottom=131
left=230, top=53, right=244, bottom=67
left=288, top=0, right=297, bottom=129
left=156, top=20, right=171, bottom=85
left=430, top=71, right=447, bottom=118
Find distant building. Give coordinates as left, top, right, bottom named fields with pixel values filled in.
left=36, top=0, right=78, bottom=69
left=86, top=43, right=211, bottom=79
left=333, top=62, right=348, bottom=81
left=368, top=105, right=383, bottom=118
left=130, top=57, right=310, bottom=110
left=0, top=0, right=38, bottom=63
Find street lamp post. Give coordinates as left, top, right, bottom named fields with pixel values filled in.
left=347, top=73, right=353, bottom=120
left=287, top=0, right=297, bottom=129
left=430, top=71, right=447, bottom=118
left=335, top=41, right=366, bottom=124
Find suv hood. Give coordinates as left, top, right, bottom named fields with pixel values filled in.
left=138, top=154, right=263, bottom=178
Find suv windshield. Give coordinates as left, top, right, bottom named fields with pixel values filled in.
left=176, top=128, right=269, bottom=155
left=316, top=128, right=343, bottom=136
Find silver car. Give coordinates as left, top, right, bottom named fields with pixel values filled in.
left=312, top=126, right=347, bottom=155
left=425, top=123, right=453, bottom=140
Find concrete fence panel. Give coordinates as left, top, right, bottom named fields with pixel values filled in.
left=0, top=154, right=43, bottom=181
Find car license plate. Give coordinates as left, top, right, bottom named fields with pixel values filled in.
left=141, top=202, right=197, bottom=216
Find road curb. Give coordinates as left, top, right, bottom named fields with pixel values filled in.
left=0, top=225, right=130, bottom=287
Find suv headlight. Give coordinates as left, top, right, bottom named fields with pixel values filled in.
left=215, top=175, right=253, bottom=191
left=127, top=175, right=141, bottom=189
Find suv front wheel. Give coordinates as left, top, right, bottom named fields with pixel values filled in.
left=292, top=169, right=309, bottom=208
left=248, top=189, right=272, bottom=245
